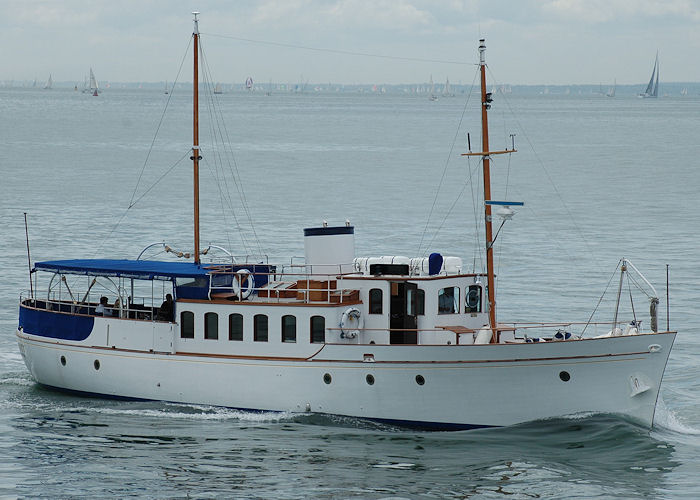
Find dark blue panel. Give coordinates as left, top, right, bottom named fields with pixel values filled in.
left=19, top=305, right=94, bottom=341
left=34, top=259, right=210, bottom=280
left=304, top=226, right=354, bottom=236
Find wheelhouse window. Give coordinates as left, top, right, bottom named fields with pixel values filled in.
left=369, top=288, right=383, bottom=314
left=229, top=313, right=243, bottom=341
left=180, top=311, right=194, bottom=338
left=254, top=314, right=268, bottom=342
left=416, top=289, right=425, bottom=315
left=465, top=285, right=482, bottom=313
left=310, top=316, right=325, bottom=343
left=204, top=312, right=218, bottom=340
left=438, top=287, right=459, bottom=314
left=282, top=315, right=297, bottom=343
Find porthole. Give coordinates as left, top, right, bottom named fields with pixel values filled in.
left=559, top=371, right=570, bottom=382
left=366, top=374, right=375, bottom=385
left=415, top=375, right=425, bottom=386
left=60, top=355, right=66, bottom=366
left=94, top=360, right=101, bottom=371
left=323, top=373, right=332, bottom=384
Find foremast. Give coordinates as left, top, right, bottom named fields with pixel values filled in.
left=192, top=12, right=202, bottom=265
left=462, top=39, right=516, bottom=341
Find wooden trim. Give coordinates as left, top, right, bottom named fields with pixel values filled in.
left=341, top=273, right=481, bottom=281
left=178, top=298, right=362, bottom=307
left=17, top=329, right=675, bottom=365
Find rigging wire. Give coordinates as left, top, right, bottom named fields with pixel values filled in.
left=486, top=66, right=602, bottom=273
left=203, top=32, right=472, bottom=66
left=198, top=42, right=249, bottom=255
left=199, top=37, right=264, bottom=258
left=416, top=66, right=479, bottom=258
left=129, top=37, right=192, bottom=208
left=89, top=37, right=192, bottom=261
left=581, top=258, right=623, bottom=337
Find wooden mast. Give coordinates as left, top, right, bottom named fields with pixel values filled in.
left=461, top=40, right=517, bottom=342
left=192, top=12, right=201, bottom=265
left=479, top=39, right=497, bottom=341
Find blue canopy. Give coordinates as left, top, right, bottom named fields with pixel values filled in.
left=34, top=259, right=211, bottom=280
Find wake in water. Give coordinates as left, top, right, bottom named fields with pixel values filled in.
left=653, top=397, right=700, bottom=436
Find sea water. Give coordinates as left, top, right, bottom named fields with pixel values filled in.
left=1, top=86, right=699, bottom=498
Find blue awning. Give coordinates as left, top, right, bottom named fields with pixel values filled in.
left=34, top=259, right=211, bottom=280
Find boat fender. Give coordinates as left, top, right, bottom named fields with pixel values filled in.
left=474, top=327, right=492, bottom=344
left=340, top=307, right=363, bottom=339
left=231, top=269, right=255, bottom=299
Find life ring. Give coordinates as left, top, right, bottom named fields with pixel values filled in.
left=466, top=288, right=480, bottom=310
left=340, top=307, right=363, bottom=339
left=231, top=269, right=255, bottom=299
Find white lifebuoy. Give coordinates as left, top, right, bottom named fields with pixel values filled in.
left=340, top=307, right=363, bottom=339
left=231, top=269, right=255, bottom=299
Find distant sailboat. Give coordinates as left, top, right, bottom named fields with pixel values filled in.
left=43, top=74, right=52, bottom=90
left=90, top=68, right=99, bottom=96
left=681, top=87, right=688, bottom=96
left=442, top=77, right=453, bottom=97
left=213, top=82, right=223, bottom=94
left=606, top=79, right=616, bottom=97
left=429, top=74, right=438, bottom=101
left=164, top=81, right=169, bottom=95
left=245, top=77, right=253, bottom=91
left=639, top=52, right=659, bottom=98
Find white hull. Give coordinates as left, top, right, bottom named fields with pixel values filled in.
left=17, top=323, right=674, bottom=429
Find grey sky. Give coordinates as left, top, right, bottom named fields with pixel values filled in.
left=3, top=0, right=699, bottom=85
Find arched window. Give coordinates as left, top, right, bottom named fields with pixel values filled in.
left=282, top=315, right=297, bottom=343
left=204, top=312, right=219, bottom=340
left=180, top=311, right=194, bottom=338
left=310, top=316, right=325, bottom=343
left=229, top=313, right=243, bottom=341
left=369, top=288, right=383, bottom=314
left=254, top=314, right=268, bottom=342
left=438, top=286, right=460, bottom=314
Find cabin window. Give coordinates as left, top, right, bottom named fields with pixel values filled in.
left=416, top=289, right=425, bottom=315
left=369, top=289, right=383, bottom=314
left=254, top=314, right=268, bottom=342
left=229, top=313, right=243, bottom=341
left=465, top=285, right=482, bottom=313
left=282, top=315, right=297, bottom=343
left=180, top=311, right=194, bottom=338
left=204, top=312, right=219, bottom=340
left=310, top=316, right=325, bottom=343
left=438, top=287, right=460, bottom=314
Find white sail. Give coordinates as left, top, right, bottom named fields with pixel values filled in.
left=89, top=68, right=99, bottom=91
left=43, top=74, right=52, bottom=90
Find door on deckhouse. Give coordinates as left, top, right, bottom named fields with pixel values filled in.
left=390, top=281, right=418, bottom=344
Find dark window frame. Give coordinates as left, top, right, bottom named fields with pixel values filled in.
left=254, top=314, right=269, bottom=342
left=310, top=315, right=325, bottom=343
left=369, top=288, right=383, bottom=314
left=204, top=312, right=219, bottom=340
left=282, top=315, right=297, bottom=343
left=180, top=311, right=194, bottom=338
left=228, top=313, right=243, bottom=341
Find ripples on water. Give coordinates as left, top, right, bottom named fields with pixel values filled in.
left=2, top=87, right=700, bottom=497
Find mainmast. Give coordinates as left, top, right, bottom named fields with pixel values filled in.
left=192, top=12, right=201, bottom=265
left=462, top=39, right=517, bottom=342
left=478, top=39, right=497, bottom=338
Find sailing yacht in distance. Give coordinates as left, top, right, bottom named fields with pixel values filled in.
left=639, top=52, right=659, bottom=98
left=43, top=74, right=53, bottom=90
left=606, top=79, right=616, bottom=97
